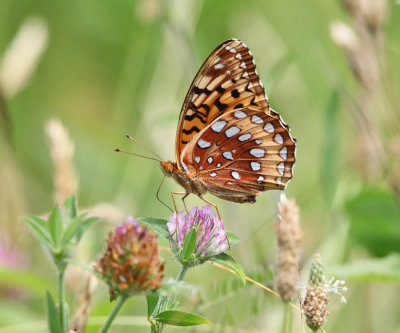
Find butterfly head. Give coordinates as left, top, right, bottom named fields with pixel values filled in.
left=160, top=160, right=178, bottom=177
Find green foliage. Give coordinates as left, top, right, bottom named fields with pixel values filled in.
left=24, top=195, right=99, bottom=332
left=61, top=194, right=77, bottom=218
left=182, top=228, right=197, bottom=261
left=210, top=253, right=246, bottom=285
left=137, top=217, right=171, bottom=240
left=45, top=291, right=62, bottom=333
left=226, top=231, right=240, bottom=246
left=62, top=213, right=98, bottom=246
left=23, top=216, right=53, bottom=248
left=60, top=301, right=69, bottom=332
left=48, top=206, right=63, bottom=251
left=24, top=194, right=99, bottom=268
left=146, top=293, right=160, bottom=317
left=346, top=187, right=400, bottom=257
left=154, top=310, right=211, bottom=326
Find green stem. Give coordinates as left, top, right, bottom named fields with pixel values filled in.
left=176, top=265, right=188, bottom=281
left=99, top=296, right=128, bottom=333
left=57, top=269, right=65, bottom=330
left=154, top=264, right=190, bottom=333
left=282, top=302, right=292, bottom=333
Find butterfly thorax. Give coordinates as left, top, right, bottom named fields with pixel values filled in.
left=160, top=160, right=207, bottom=197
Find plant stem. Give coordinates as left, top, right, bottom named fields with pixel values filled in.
left=154, top=264, right=190, bottom=332
left=57, top=269, right=65, bottom=329
left=158, top=265, right=189, bottom=310
left=99, top=295, right=128, bottom=333
left=282, top=302, right=292, bottom=333
left=176, top=265, right=188, bottom=281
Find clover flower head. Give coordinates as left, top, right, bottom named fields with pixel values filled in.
left=96, top=217, right=164, bottom=299
left=167, top=206, right=228, bottom=266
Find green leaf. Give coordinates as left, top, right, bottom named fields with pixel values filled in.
left=75, top=216, right=100, bottom=242
left=61, top=213, right=86, bottom=246
left=61, top=301, right=69, bottom=332
left=154, top=310, right=211, bottom=326
left=45, top=291, right=62, bottom=333
left=182, top=228, right=196, bottom=260
left=136, top=217, right=170, bottom=239
left=48, top=206, right=63, bottom=250
left=210, top=253, right=246, bottom=285
left=226, top=231, right=240, bottom=246
left=28, top=216, right=47, bottom=228
left=62, top=214, right=99, bottom=246
left=61, top=194, right=77, bottom=218
left=146, top=293, right=160, bottom=317
left=24, top=216, right=53, bottom=248
left=346, top=187, right=400, bottom=257
left=327, top=254, right=400, bottom=282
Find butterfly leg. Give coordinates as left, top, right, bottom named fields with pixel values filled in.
left=199, top=196, right=221, bottom=220
left=171, top=191, right=189, bottom=213
left=181, top=193, right=189, bottom=213
left=199, top=196, right=231, bottom=249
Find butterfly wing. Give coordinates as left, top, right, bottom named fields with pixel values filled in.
left=176, top=39, right=269, bottom=169
left=180, top=108, right=296, bottom=203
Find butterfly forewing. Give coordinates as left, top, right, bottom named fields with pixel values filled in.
left=176, top=39, right=270, bottom=166
left=181, top=108, right=296, bottom=201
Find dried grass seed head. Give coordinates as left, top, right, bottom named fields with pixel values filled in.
left=274, top=194, right=302, bottom=301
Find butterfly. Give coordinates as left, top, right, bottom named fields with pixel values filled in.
left=159, top=39, right=296, bottom=213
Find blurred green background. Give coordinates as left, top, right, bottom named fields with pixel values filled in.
left=1, top=0, right=400, bottom=332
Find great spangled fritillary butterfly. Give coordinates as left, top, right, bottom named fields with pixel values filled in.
left=159, top=38, right=296, bottom=211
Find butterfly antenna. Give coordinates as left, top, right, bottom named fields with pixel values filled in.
left=113, top=148, right=162, bottom=162
left=125, top=134, right=165, bottom=161
left=156, top=175, right=173, bottom=213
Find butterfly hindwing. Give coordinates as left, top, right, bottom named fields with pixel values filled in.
left=181, top=108, right=296, bottom=201
left=176, top=39, right=270, bottom=166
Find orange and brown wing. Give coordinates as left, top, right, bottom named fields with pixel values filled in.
left=176, top=39, right=269, bottom=168
left=181, top=108, right=296, bottom=202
